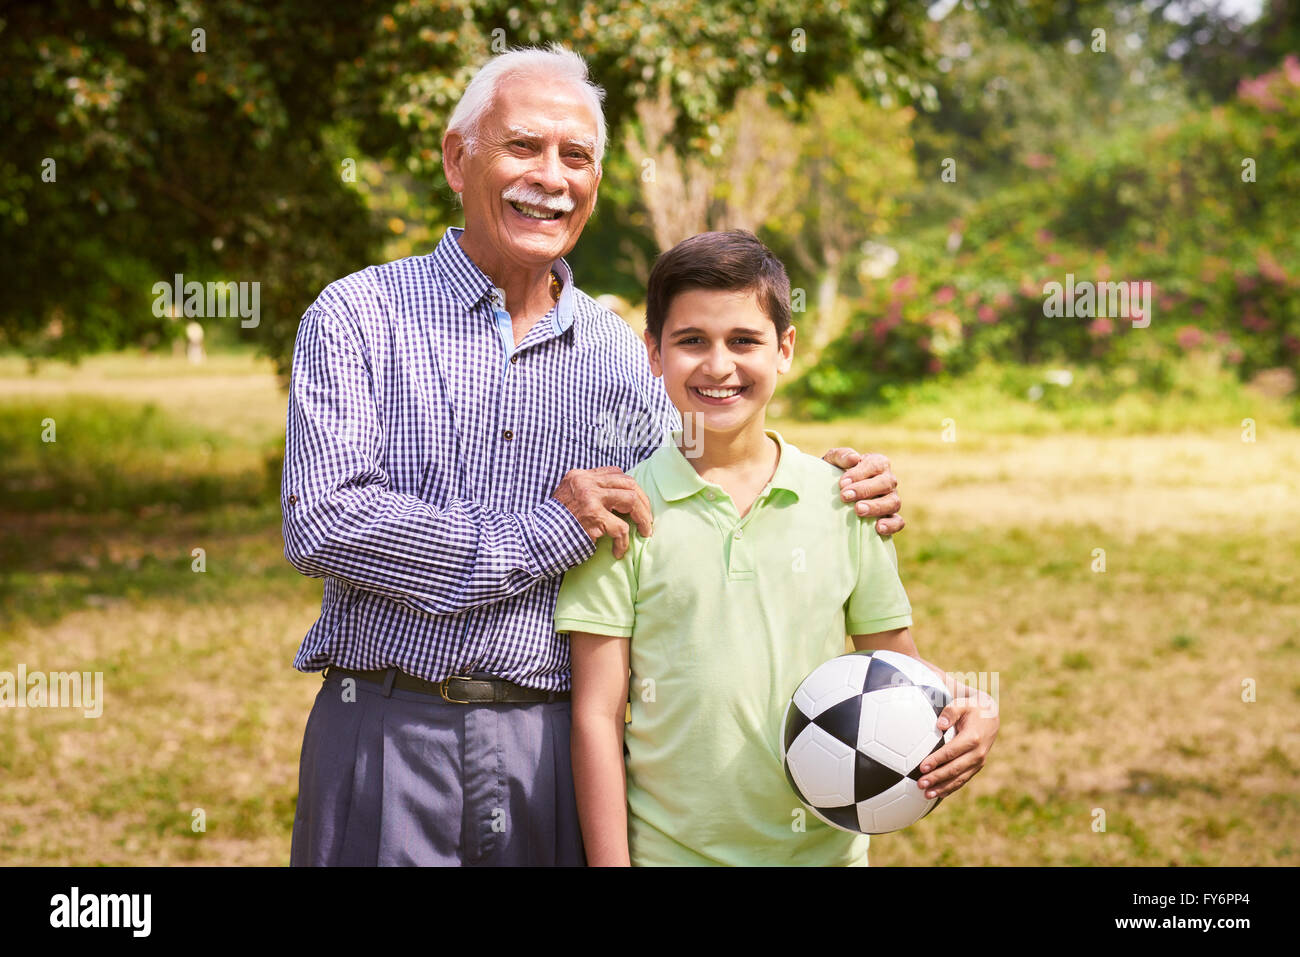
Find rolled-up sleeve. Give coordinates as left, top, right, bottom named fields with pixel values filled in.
left=281, top=304, right=596, bottom=616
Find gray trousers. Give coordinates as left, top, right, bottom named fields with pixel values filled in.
left=290, top=668, right=586, bottom=866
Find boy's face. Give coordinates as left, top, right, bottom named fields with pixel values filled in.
left=644, top=287, right=795, bottom=439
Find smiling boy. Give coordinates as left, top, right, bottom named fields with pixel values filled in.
left=553, top=231, right=997, bottom=866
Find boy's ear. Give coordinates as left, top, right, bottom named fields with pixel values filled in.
left=643, top=329, right=663, bottom=376
left=776, top=324, right=796, bottom=375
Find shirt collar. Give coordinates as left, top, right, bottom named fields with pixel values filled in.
left=432, top=226, right=575, bottom=335
left=651, top=428, right=803, bottom=506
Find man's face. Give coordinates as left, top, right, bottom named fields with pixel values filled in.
left=443, top=73, right=602, bottom=272
left=645, top=288, right=795, bottom=439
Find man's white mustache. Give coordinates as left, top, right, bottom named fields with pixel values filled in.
left=502, top=184, right=575, bottom=214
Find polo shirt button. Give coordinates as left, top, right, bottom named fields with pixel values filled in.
left=502, top=429, right=514, bottom=440
left=705, top=491, right=716, bottom=501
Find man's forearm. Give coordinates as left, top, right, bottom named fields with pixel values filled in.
left=282, top=301, right=597, bottom=616
left=283, top=481, right=593, bottom=617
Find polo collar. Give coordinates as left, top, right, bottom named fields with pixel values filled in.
left=652, top=428, right=803, bottom=505
left=432, top=226, right=575, bottom=335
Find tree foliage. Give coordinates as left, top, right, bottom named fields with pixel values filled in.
left=3, top=0, right=385, bottom=367
left=3, top=0, right=933, bottom=374
left=786, top=50, right=1300, bottom=418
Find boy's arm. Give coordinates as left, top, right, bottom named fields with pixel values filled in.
left=851, top=626, right=947, bottom=687
left=569, top=631, right=632, bottom=867
left=851, top=626, right=999, bottom=800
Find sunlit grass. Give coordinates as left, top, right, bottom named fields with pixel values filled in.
left=775, top=352, right=1299, bottom=436
left=1, top=348, right=1297, bottom=865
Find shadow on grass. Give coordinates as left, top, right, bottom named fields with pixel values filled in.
left=0, top=502, right=314, bottom=628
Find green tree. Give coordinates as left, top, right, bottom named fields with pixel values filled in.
left=768, top=78, right=918, bottom=360
left=4, top=0, right=934, bottom=374
left=3, top=0, right=385, bottom=369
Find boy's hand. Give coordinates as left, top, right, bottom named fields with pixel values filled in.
left=821, top=448, right=904, bottom=536
left=914, top=690, right=999, bottom=799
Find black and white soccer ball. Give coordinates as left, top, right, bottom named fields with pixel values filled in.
left=781, top=650, right=955, bottom=834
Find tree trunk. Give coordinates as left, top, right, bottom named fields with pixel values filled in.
left=811, top=255, right=842, bottom=353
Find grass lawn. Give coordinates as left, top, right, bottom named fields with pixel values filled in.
left=1, top=350, right=1297, bottom=865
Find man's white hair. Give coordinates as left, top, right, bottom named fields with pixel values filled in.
left=445, top=43, right=607, bottom=167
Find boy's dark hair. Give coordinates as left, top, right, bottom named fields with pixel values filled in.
left=644, top=230, right=792, bottom=344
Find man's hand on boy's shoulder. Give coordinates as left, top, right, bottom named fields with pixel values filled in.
left=821, top=447, right=904, bottom=537
left=914, top=688, right=999, bottom=800
left=553, top=466, right=654, bottom=560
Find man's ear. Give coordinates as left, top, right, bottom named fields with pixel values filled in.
left=776, top=323, right=796, bottom=375
left=643, top=329, right=662, bottom=376
left=585, top=163, right=604, bottom=221
left=442, top=131, right=467, bottom=194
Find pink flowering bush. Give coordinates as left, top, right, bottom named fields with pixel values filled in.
left=788, top=56, right=1300, bottom=417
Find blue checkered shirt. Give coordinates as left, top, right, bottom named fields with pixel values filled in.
left=282, top=227, right=681, bottom=691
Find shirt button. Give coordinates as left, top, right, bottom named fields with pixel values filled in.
left=288, top=494, right=298, bottom=505
left=510, top=354, right=519, bottom=364
left=733, top=528, right=743, bottom=540
left=502, top=429, right=514, bottom=440
left=705, top=491, right=716, bottom=501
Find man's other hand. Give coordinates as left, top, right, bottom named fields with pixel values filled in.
left=822, top=448, right=904, bottom=536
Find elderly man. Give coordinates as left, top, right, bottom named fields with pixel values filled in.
left=283, top=45, right=919, bottom=867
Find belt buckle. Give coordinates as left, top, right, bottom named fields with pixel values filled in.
left=439, top=674, right=475, bottom=704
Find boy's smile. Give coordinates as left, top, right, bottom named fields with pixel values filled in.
left=690, top=384, right=747, bottom=404
left=644, top=287, right=795, bottom=441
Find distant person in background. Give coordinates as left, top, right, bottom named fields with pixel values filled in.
left=185, top=321, right=205, bottom=364
left=281, top=43, right=906, bottom=866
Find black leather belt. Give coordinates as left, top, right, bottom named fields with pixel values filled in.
left=326, top=666, right=570, bottom=704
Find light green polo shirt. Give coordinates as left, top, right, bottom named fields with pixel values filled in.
left=554, top=428, right=913, bottom=866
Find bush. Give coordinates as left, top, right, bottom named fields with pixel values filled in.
left=789, top=56, right=1300, bottom=417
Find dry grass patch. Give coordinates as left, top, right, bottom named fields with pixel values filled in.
left=0, top=354, right=1295, bottom=865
